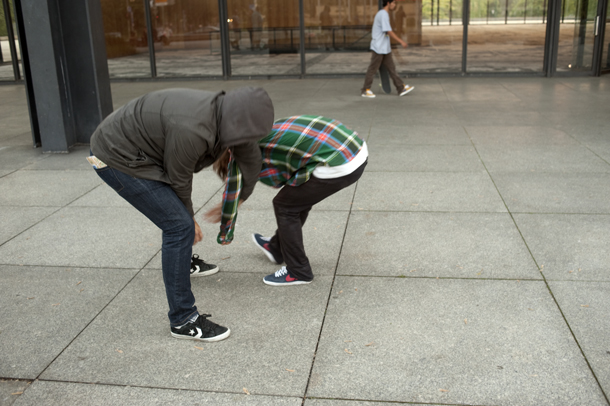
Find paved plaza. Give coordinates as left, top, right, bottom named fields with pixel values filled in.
left=1, top=75, right=609, bottom=405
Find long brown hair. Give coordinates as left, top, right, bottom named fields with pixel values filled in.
left=213, top=148, right=231, bottom=180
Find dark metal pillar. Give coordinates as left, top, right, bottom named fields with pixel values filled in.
left=462, top=0, right=470, bottom=74
left=218, top=0, right=231, bottom=78
left=144, top=0, right=157, bottom=77
left=16, top=0, right=113, bottom=152
left=299, top=0, right=306, bottom=75
left=543, top=0, right=561, bottom=76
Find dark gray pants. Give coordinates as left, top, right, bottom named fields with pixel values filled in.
left=267, top=161, right=367, bottom=281
left=361, top=51, right=404, bottom=94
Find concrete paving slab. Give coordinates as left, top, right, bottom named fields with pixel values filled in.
left=459, top=111, right=553, bottom=127
left=547, top=280, right=610, bottom=396
left=440, top=82, right=522, bottom=102
left=12, top=380, right=302, bottom=406
left=372, top=107, right=462, bottom=127
left=0, top=380, right=30, bottom=406
left=0, top=207, right=161, bottom=268
left=0, top=146, right=49, bottom=171
left=366, top=145, right=485, bottom=172
left=40, top=271, right=332, bottom=397
left=493, top=173, right=610, bottom=214
left=0, top=206, right=57, bottom=246
left=513, top=214, right=610, bottom=281
left=307, top=277, right=607, bottom=405
left=476, top=144, right=610, bottom=173
left=0, top=170, right=13, bottom=178
left=0, top=265, right=138, bottom=379
left=367, top=124, right=471, bottom=146
left=353, top=172, right=506, bottom=212
left=305, top=400, right=442, bottom=406
left=465, top=126, right=580, bottom=146
left=0, top=170, right=101, bottom=207
left=338, top=212, right=539, bottom=279
left=22, top=145, right=92, bottom=171
left=149, top=209, right=349, bottom=277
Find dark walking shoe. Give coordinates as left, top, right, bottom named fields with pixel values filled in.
left=190, top=254, right=219, bottom=277
left=263, top=266, right=312, bottom=286
left=170, top=314, right=230, bottom=342
left=252, top=233, right=283, bottom=264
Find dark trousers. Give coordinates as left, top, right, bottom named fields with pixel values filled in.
left=361, top=51, right=404, bottom=94
left=268, top=161, right=367, bottom=281
left=94, top=166, right=198, bottom=327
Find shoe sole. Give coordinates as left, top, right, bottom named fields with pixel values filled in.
left=361, top=94, right=375, bottom=98
left=251, top=234, right=281, bottom=264
left=399, top=87, right=414, bottom=96
left=190, top=265, right=219, bottom=277
left=263, top=277, right=312, bottom=286
left=171, top=328, right=231, bottom=342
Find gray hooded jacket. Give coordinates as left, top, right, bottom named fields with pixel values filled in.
left=90, top=87, right=274, bottom=216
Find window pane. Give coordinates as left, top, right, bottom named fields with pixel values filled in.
left=415, top=0, right=464, bottom=72
left=101, top=0, right=152, bottom=78
left=0, top=1, right=20, bottom=81
left=556, top=0, right=598, bottom=72
left=303, top=0, right=378, bottom=75
left=151, top=0, right=222, bottom=77
left=228, top=0, right=301, bottom=76
left=602, top=14, right=610, bottom=71
left=467, top=0, right=546, bottom=72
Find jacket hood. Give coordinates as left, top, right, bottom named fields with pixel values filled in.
left=219, top=87, right=274, bottom=148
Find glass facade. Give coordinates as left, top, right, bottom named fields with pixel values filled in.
left=602, top=12, right=610, bottom=71
left=0, top=0, right=607, bottom=81
left=556, top=0, right=600, bottom=72
left=467, top=0, right=546, bottom=72
left=0, top=0, right=20, bottom=81
left=228, top=0, right=302, bottom=76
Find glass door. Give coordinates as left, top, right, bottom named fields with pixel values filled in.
left=555, top=0, right=600, bottom=72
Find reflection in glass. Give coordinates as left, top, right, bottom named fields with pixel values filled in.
left=101, top=0, right=152, bottom=78
left=0, top=0, right=20, bottom=81
left=227, top=0, right=301, bottom=76
left=415, top=0, right=464, bottom=72
left=556, top=0, right=599, bottom=71
left=149, top=0, right=221, bottom=77
left=303, top=0, right=378, bottom=75
left=599, top=14, right=609, bottom=71
left=467, top=0, right=546, bottom=72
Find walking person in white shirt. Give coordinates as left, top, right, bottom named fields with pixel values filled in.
left=361, top=0, right=414, bottom=98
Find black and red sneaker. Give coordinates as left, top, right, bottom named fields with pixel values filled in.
left=263, top=266, right=312, bottom=286
left=251, top=233, right=283, bottom=264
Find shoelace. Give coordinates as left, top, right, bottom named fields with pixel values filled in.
left=274, top=266, right=288, bottom=277
left=195, top=314, right=215, bottom=333
left=191, top=254, right=208, bottom=265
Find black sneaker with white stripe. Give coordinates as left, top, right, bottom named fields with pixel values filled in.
left=190, top=254, right=219, bottom=277
left=170, top=314, right=230, bottom=342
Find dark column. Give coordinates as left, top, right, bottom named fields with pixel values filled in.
left=16, top=0, right=112, bottom=152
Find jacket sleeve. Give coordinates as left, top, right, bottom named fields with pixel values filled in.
left=163, top=126, right=208, bottom=217
left=230, top=142, right=262, bottom=201
left=217, top=154, right=242, bottom=244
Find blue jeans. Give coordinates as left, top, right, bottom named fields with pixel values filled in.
left=93, top=166, right=198, bottom=327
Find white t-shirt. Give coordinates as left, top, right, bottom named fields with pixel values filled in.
left=313, top=142, right=369, bottom=179
left=370, top=9, right=392, bottom=55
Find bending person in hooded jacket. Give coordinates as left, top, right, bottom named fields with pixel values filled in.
left=89, top=87, right=274, bottom=342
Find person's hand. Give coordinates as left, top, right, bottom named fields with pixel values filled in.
left=193, top=218, right=203, bottom=245
left=203, top=202, right=223, bottom=224
left=401, top=40, right=407, bottom=48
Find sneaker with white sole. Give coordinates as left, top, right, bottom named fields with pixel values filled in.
left=263, top=266, right=312, bottom=286
left=170, top=314, right=230, bottom=342
left=190, top=254, right=219, bottom=277
left=399, top=85, right=414, bottom=96
left=252, top=233, right=283, bottom=264
left=361, top=89, right=376, bottom=98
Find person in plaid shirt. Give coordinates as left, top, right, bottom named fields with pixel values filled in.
left=206, top=115, right=368, bottom=285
